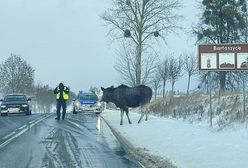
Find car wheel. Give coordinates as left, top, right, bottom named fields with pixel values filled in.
left=25, top=111, right=30, bottom=115
left=73, top=107, right=77, bottom=114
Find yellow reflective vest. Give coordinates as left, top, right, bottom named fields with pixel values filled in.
left=56, top=86, right=69, bottom=100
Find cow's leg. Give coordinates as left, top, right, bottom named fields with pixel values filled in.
left=120, top=109, right=124, bottom=125
left=144, top=106, right=149, bottom=121
left=138, top=113, right=145, bottom=123
left=124, top=107, right=132, bottom=124
left=138, top=106, right=145, bottom=123
left=145, top=112, right=148, bottom=121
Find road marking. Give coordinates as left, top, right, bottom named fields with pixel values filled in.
left=138, top=161, right=146, bottom=168
left=66, top=120, right=81, bottom=128
left=2, top=131, right=16, bottom=140
left=30, top=117, right=45, bottom=127
left=29, top=121, right=35, bottom=124
left=0, top=114, right=52, bottom=150
left=0, top=137, right=15, bottom=149
left=18, top=124, right=27, bottom=130
left=0, top=129, right=26, bottom=148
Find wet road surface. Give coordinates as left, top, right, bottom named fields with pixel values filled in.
left=0, top=113, right=141, bottom=168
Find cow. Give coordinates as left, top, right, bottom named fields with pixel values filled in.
left=101, top=84, right=152, bottom=125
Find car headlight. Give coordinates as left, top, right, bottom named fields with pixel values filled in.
left=75, top=101, right=81, bottom=107
left=96, top=102, right=101, bottom=107
left=22, top=104, right=28, bottom=107
left=1, top=105, right=6, bottom=108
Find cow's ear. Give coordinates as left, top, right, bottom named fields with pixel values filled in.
left=110, top=85, right=114, bottom=89
left=101, top=87, right=105, bottom=91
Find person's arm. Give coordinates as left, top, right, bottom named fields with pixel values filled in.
left=54, top=87, right=59, bottom=94
left=64, top=87, right=69, bottom=94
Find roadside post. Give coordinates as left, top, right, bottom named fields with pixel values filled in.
left=198, top=44, right=248, bottom=127
left=208, top=71, right=213, bottom=127
left=243, top=75, right=246, bottom=119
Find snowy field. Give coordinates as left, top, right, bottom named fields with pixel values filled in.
left=101, top=110, right=248, bottom=168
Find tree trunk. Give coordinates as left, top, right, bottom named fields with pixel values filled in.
left=163, top=79, right=166, bottom=98
left=171, top=81, right=174, bottom=98
left=154, top=88, right=157, bottom=101
left=187, top=74, right=191, bottom=96
left=135, top=44, right=142, bottom=86
left=135, top=23, right=143, bottom=86
left=219, top=72, right=226, bottom=93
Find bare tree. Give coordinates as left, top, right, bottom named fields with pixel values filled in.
left=151, top=70, right=162, bottom=100
left=168, top=56, right=182, bottom=98
left=33, top=83, right=55, bottom=113
left=197, top=71, right=243, bottom=96
left=182, top=52, right=198, bottom=95
left=114, top=42, right=136, bottom=86
left=102, top=0, right=181, bottom=86
left=114, top=41, right=159, bottom=86
left=0, top=53, right=35, bottom=94
left=158, top=57, right=169, bottom=97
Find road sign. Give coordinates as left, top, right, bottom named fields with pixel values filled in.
left=198, top=44, right=248, bottom=71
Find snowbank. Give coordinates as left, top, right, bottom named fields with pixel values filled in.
left=102, top=110, right=248, bottom=168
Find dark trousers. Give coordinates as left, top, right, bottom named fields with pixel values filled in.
left=56, top=100, right=67, bottom=119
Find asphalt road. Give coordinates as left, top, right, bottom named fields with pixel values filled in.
left=0, top=113, right=141, bottom=168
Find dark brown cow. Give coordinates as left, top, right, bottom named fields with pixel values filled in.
left=101, top=84, right=152, bottom=125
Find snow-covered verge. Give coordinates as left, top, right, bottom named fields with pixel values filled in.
left=150, top=92, right=248, bottom=129
left=101, top=110, right=248, bottom=168
left=103, top=113, right=176, bottom=168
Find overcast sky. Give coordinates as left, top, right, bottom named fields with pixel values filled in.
left=0, top=0, right=200, bottom=93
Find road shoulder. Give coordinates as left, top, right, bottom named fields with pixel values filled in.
left=102, top=116, right=176, bottom=168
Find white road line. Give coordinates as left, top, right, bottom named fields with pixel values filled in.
left=0, top=129, right=26, bottom=148
left=18, top=125, right=27, bottom=130
left=0, top=137, right=14, bottom=149
left=29, top=117, right=45, bottom=128
left=28, top=114, right=52, bottom=125
left=0, top=114, right=52, bottom=150
left=138, top=161, right=146, bottom=168
left=0, top=128, right=30, bottom=149
left=66, top=120, right=81, bottom=128
left=29, top=121, right=35, bottom=124
left=2, top=131, right=16, bottom=140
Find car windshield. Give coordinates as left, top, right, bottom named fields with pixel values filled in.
left=78, top=94, right=98, bottom=101
left=4, top=95, right=27, bottom=102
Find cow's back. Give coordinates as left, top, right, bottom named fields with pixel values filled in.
left=135, top=85, right=152, bottom=105
left=112, top=85, right=130, bottom=108
left=118, top=85, right=152, bottom=108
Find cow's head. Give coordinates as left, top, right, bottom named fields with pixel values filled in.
left=101, top=86, right=114, bottom=103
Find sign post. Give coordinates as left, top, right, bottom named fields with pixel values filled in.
left=208, top=72, right=213, bottom=127
left=199, top=44, right=248, bottom=126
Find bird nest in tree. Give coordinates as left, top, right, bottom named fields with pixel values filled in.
left=126, top=0, right=131, bottom=6
left=154, top=31, right=159, bottom=37
left=124, top=29, right=131, bottom=37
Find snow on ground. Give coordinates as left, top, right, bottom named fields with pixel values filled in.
left=102, top=110, right=248, bottom=168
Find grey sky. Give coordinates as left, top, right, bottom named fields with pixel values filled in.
left=0, top=0, right=200, bottom=93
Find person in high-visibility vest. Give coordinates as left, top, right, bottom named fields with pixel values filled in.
left=54, top=82, right=69, bottom=120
